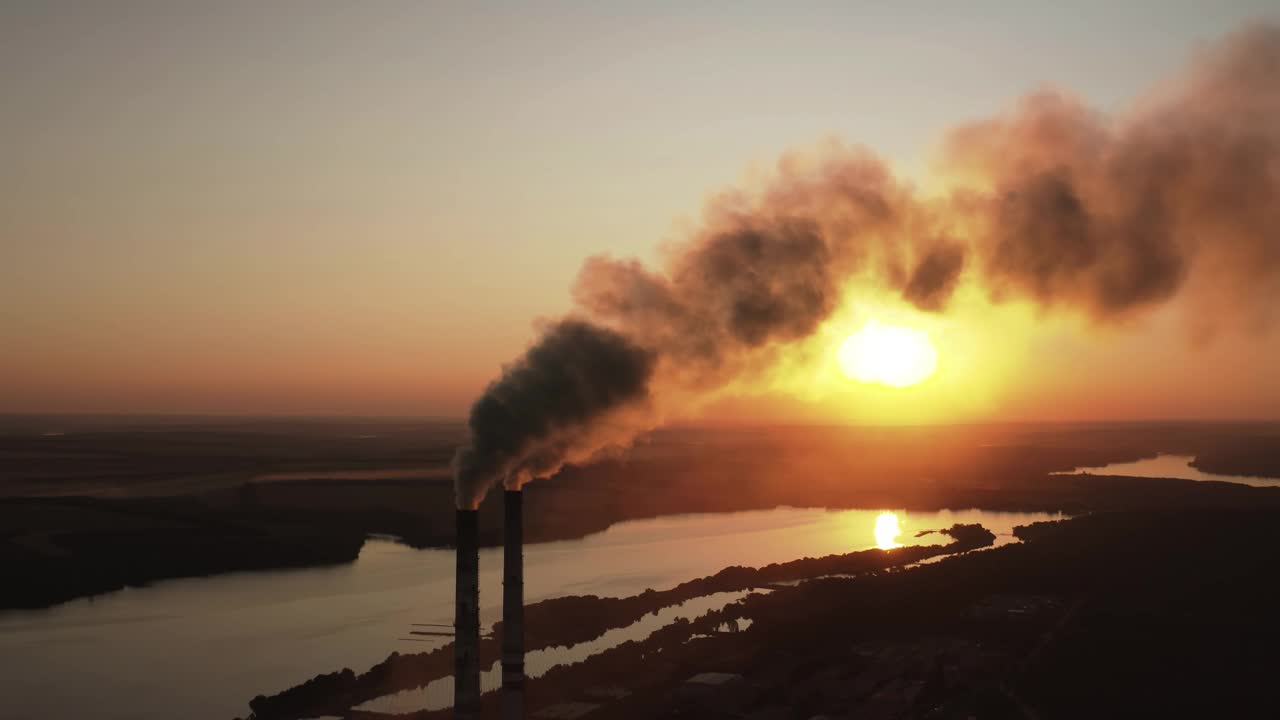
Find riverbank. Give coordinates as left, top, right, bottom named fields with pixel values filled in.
left=4, top=419, right=1279, bottom=611
left=0, top=507, right=1060, bottom=720
left=8, top=464, right=1279, bottom=611
left=241, top=524, right=997, bottom=720
left=353, top=509, right=1280, bottom=720
left=7, top=420, right=1280, bottom=609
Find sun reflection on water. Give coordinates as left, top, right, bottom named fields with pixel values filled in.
left=874, top=512, right=903, bottom=549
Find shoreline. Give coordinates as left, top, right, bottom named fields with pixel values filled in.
left=240, top=524, right=998, bottom=720
left=7, top=466, right=1280, bottom=612
left=342, top=509, right=1280, bottom=720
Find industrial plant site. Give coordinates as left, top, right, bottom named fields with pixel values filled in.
left=5, top=419, right=1280, bottom=719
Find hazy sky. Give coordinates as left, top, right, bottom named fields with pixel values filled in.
left=2, top=1, right=1277, bottom=420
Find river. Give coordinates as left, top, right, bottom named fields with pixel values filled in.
left=1057, top=453, right=1280, bottom=488
left=0, top=506, right=1062, bottom=720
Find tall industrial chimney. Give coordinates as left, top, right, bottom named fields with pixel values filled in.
left=454, top=509, right=481, bottom=720
left=502, top=490, right=525, bottom=719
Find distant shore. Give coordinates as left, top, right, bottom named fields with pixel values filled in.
left=4, top=419, right=1280, bottom=611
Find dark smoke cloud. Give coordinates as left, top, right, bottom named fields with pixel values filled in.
left=902, top=243, right=966, bottom=312
left=941, top=23, right=1280, bottom=323
left=453, top=22, right=1280, bottom=507
left=452, top=320, right=655, bottom=509
left=579, top=218, right=840, bottom=373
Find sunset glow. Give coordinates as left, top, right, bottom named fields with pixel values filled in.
left=2, top=6, right=1279, bottom=422
left=3, top=8, right=1279, bottom=720
left=837, top=321, right=938, bottom=388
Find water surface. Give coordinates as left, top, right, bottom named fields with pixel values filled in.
left=0, top=506, right=1060, bottom=720
left=356, top=590, right=761, bottom=714
left=1057, top=454, right=1280, bottom=488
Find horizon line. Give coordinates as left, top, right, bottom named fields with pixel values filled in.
left=2, top=411, right=1278, bottom=429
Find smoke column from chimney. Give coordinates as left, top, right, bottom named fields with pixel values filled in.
left=452, top=22, right=1280, bottom=510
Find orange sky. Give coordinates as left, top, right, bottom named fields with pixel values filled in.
left=2, top=3, right=1278, bottom=421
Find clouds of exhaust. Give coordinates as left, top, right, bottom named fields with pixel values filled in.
left=454, top=149, right=942, bottom=507
left=453, top=23, right=1280, bottom=508
left=453, top=319, right=655, bottom=509
left=942, top=23, right=1280, bottom=324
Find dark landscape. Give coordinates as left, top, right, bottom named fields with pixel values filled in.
left=4, top=416, right=1279, bottom=610
left=4, top=417, right=1280, bottom=719
left=508, top=509, right=1280, bottom=720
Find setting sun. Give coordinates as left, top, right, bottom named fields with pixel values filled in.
left=837, top=321, right=938, bottom=388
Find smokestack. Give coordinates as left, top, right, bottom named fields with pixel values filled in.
left=502, top=490, right=525, bottom=719
left=454, top=509, right=481, bottom=720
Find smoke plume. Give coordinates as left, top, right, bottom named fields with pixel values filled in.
left=453, top=22, right=1280, bottom=508
left=942, top=23, right=1280, bottom=325
left=452, top=319, right=655, bottom=509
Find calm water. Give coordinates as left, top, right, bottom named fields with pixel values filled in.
left=0, top=506, right=1061, bottom=720
left=356, top=590, right=762, bottom=714
left=1059, top=454, right=1280, bottom=488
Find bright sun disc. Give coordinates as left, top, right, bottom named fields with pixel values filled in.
left=837, top=321, right=938, bottom=387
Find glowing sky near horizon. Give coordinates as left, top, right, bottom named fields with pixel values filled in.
left=2, top=1, right=1278, bottom=421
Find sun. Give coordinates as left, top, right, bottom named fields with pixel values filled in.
left=837, top=320, right=938, bottom=387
